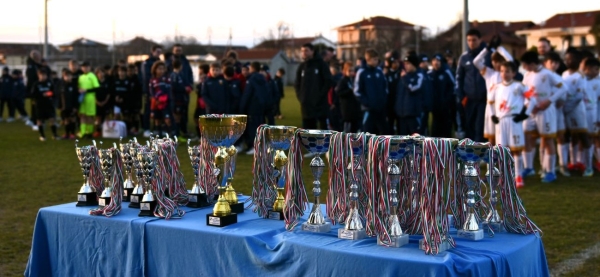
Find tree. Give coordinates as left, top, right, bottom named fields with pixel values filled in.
left=590, top=13, right=600, bottom=54
left=262, top=21, right=293, bottom=49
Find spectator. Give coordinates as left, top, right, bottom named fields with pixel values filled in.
left=384, top=50, right=402, bottom=134
left=31, top=69, right=59, bottom=141
left=455, top=29, right=490, bottom=142
left=223, top=65, right=241, bottom=114
left=328, top=63, right=343, bottom=131
left=273, top=68, right=285, bottom=119
left=418, top=53, right=434, bottom=135
left=322, top=47, right=335, bottom=64
left=396, top=52, right=424, bottom=135
left=194, top=64, right=209, bottom=139
left=336, top=62, right=361, bottom=133
left=294, top=43, right=332, bottom=130
left=241, top=61, right=269, bottom=155
left=149, top=61, right=172, bottom=137
left=59, top=70, right=78, bottom=139
left=537, top=37, right=567, bottom=75
left=141, top=45, right=163, bottom=137
left=78, top=61, right=100, bottom=139
left=226, top=50, right=244, bottom=75
left=94, top=67, right=112, bottom=137
left=0, top=67, right=14, bottom=122
left=26, top=50, right=47, bottom=130
left=11, top=70, right=30, bottom=124
left=354, top=48, right=388, bottom=134
left=259, top=64, right=276, bottom=125
left=169, top=59, right=191, bottom=137
left=125, top=64, right=142, bottom=135
left=429, top=53, right=456, bottom=138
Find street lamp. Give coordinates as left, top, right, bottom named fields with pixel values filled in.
left=414, top=25, right=421, bottom=54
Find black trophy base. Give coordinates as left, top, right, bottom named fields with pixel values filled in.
left=123, top=188, right=134, bottom=202
left=98, top=196, right=111, bottom=207
left=230, top=202, right=245, bottom=214
left=206, top=213, right=237, bottom=227
left=128, top=194, right=143, bottom=209
left=267, top=210, right=285, bottom=220
left=138, top=201, right=157, bottom=217
left=187, top=193, right=210, bottom=208
left=76, top=192, right=98, bottom=207
left=213, top=194, right=219, bottom=201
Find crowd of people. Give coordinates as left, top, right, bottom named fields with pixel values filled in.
left=1, top=28, right=599, bottom=185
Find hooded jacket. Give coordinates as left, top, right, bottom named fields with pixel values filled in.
left=294, top=53, right=332, bottom=119
left=201, top=75, right=228, bottom=114
left=166, top=55, right=194, bottom=88
left=455, top=42, right=490, bottom=101
left=428, top=65, right=456, bottom=111
left=335, top=75, right=361, bottom=121
left=241, top=72, right=269, bottom=116
left=395, top=70, right=424, bottom=117
left=0, top=73, right=13, bottom=99
left=141, top=55, right=161, bottom=95
left=353, top=65, right=388, bottom=113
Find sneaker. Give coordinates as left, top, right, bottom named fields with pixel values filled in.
left=516, top=176, right=524, bottom=188
left=583, top=168, right=594, bottom=177
left=53, top=136, right=61, bottom=140
left=32, top=125, right=39, bottom=131
left=567, top=163, right=577, bottom=171
left=25, top=120, right=34, bottom=126
left=61, top=134, right=69, bottom=140
left=541, top=172, right=557, bottom=183
left=143, top=130, right=151, bottom=138
left=540, top=172, right=546, bottom=179
left=245, top=148, right=255, bottom=155
left=537, top=169, right=544, bottom=177
left=521, top=168, right=535, bottom=178
left=235, top=146, right=244, bottom=154
left=92, top=131, right=101, bottom=138
left=558, top=166, right=571, bottom=177
left=595, top=162, right=600, bottom=172
left=68, top=134, right=76, bottom=140
left=39, top=136, right=46, bottom=142
left=6, top=117, right=14, bottom=123
left=576, top=162, right=586, bottom=172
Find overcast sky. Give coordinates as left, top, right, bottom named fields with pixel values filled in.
left=2, top=0, right=600, bottom=47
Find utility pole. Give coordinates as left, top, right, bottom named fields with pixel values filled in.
left=462, top=0, right=469, bottom=53
left=44, top=0, right=49, bottom=59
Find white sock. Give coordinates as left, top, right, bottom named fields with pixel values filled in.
left=586, top=147, right=593, bottom=170
left=515, top=154, right=523, bottom=177
left=538, top=144, right=545, bottom=170
left=542, top=152, right=550, bottom=173
left=557, top=144, right=568, bottom=167
left=550, top=154, right=556, bottom=174
left=525, top=150, right=534, bottom=169
left=569, top=143, right=576, bottom=165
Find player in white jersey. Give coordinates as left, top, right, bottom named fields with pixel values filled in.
left=562, top=49, right=588, bottom=175
left=520, top=51, right=568, bottom=183
left=543, top=52, right=569, bottom=177
left=583, top=58, right=600, bottom=175
left=473, top=35, right=513, bottom=144
left=489, top=62, right=535, bottom=188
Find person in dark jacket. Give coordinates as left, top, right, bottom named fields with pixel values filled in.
left=59, top=70, right=79, bottom=139
left=274, top=68, right=285, bottom=119
left=223, top=66, right=241, bottom=114
left=455, top=29, right=490, bottom=142
left=141, top=45, right=163, bottom=137
left=11, top=70, right=29, bottom=123
left=336, top=62, right=362, bottom=133
left=328, top=63, right=343, bottom=131
left=241, top=62, right=269, bottom=155
left=260, top=64, right=277, bottom=125
left=0, top=67, right=14, bottom=122
left=354, top=48, right=388, bottom=135
left=201, top=63, right=229, bottom=114
left=26, top=50, right=48, bottom=128
left=385, top=51, right=402, bottom=134
left=429, top=53, right=456, bottom=138
left=169, top=60, right=189, bottom=137
left=112, top=66, right=130, bottom=122
left=149, top=61, right=172, bottom=136
left=94, top=67, right=112, bottom=137
left=124, top=64, right=142, bottom=135
left=31, top=69, right=59, bottom=141
left=395, top=53, right=424, bottom=135
left=295, top=43, right=332, bottom=130
left=418, top=54, right=434, bottom=135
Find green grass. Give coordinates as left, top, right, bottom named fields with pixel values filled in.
left=1, top=87, right=599, bottom=276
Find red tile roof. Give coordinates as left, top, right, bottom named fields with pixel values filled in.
left=236, top=49, right=281, bottom=60
left=336, top=16, right=414, bottom=29
left=537, top=10, right=600, bottom=29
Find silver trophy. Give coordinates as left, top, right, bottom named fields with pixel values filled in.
left=456, top=143, right=489, bottom=240
left=299, top=130, right=333, bottom=233
left=119, top=138, right=135, bottom=202
left=129, top=140, right=145, bottom=208
left=338, top=134, right=367, bottom=240
left=98, top=142, right=114, bottom=207
left=138, top=147, right=158, bottom=217
left=187, top=139, right=209, bottom=208
left=483, top=148, right=504, bottom=233
left=75, top=140, right=98, bottom=206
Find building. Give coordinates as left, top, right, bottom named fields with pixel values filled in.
left=114, top=36, right=162, bottom=60
left=335, top=16, right=415, bottom=62
left=236, top=49, right=294, bottom=85
left=254, top=35, right=336, bottom=62
left=516, top=10, right=600, bottom=53
left=204, top=45, right=249, bottom=60
left=58, top=37, right=112, bottom=67
left=0, top=43, right=60, bottom=67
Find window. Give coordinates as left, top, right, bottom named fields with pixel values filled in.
left=581, top=36, right=588, bottom=47
left=360, top=30, right=366, bottom=42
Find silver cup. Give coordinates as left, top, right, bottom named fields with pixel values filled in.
left=338, top=134, right=368, bottom=240
left=128, top=140, right=145, bottom=208
left=119, top=138, right=135, bottom=201
left=98, top=142, right=114, bottom=207
left=187, top=139, right=209, bottom=207
left=75, top=140, right=98, bottom=206
left=138, top=147, right=158, bottom=217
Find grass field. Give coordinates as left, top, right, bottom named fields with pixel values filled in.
left=1, top=87, right=599, bottom=276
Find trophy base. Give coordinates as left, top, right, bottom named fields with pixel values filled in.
left=230, top=202, right=245, bottom=214
left=419, top=239, right=452, bottom=252
left=76, top=192, right=98, bottom=207
left=98, top=197, right=111, bottom=207
left=338, top=228, right=367, bottom=240
left=267, top=210, right=285, bottom=220
left=213, top=194, right=219, bottom=201
left=482, top=222, right=505, bottom=233
left=138, top=201, right=157, bottom=217
left=123, top=188, right=134, bottom=202
left=377, top=234, right=409, bottom=248
left=457, top=229, right=484, bottom=241
left=206, top=213, right=237, bottom=227
left=301, top=222, right=331, bottom=233
left=128, top=194, right=143, bottom=209
left=187, top=193, right=210, bottom=208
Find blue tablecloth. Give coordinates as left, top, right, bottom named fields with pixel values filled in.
left=25, top=200, right=549, bottom=277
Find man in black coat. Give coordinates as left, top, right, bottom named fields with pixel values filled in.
left=241, top=62, right=269, bottom=155
left=294, top=43, right=332, bottom=130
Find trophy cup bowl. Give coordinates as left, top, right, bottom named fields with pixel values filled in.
left=75, top=141, right=98, bottom=206
left=266, top=126, right=297, bottom=220
left=339, top=133, right=369, bottom=240
left=299, top=129, right=333, bottom=233
left=119, top=140, right=135, bottom=202
left=199, top=114, right=247, bottom=227
left=455, top=143, right=489, bottom=240
left=137, top=148, right=158, bottom=217
left=187, top=139, right=210, bottom=208
left=98, top=146, right=114, bottom=207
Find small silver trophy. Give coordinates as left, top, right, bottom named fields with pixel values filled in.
left=456, top=143, right=489, bottom=241
left=98, top=142, right=114, bottom=207
left=299, top=130, right=333, bottom=233
left=75, top=140, right=98, bottom=206
left=483, top=148, right=504, bottom=233
left=128, top=140, right=145, bottom=208
left=338, top=134, right=367, bottom=240
left=119, top=138, right=135, bottom=202
left=138, top=147, right=158, bottom=217
left=187, top=139, right=209, bottom=208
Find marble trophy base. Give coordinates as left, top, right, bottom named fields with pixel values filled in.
left=267, top=210, right=285, bottom=220
left=128, top=193, right=143, bottom=208
left=338, top=228, right=367, bottom=240
left=482, top=222, right=505, bottom=233
left=457, top=229, right=484, bottom=240
left=419, top=239, right=452, bottom=252
left=206, top=213, right=237, bottom=227
left=138, top=200, right=157, bottom=217
left=302, top=222, right=332, bottom=233
left=230, top=202, right=245, bottom=214
left=76, top=192, right=98, bottom=207
left=98, top=196, right=111, bottom=207
left=123, top=188, right=134, bottom=202
left=377, top=234, right=409, bottom=248
left=187, top=193, right=210, bottom=208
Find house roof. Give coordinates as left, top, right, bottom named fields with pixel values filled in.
left=61, top=37, right=108, bottom=47
left=535, top=10, right=600, bottom=29
left=336, top=16, right=414, bottom=29
left=236, top=49, right=281, bottom=60
left=255, top=36, right=319, bottom=49
left=119, top=36, right=159, bottom=46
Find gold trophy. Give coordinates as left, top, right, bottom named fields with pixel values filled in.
left=199, top=114, right=247, bottom=227
left=267, top=126, right=297, bottom=220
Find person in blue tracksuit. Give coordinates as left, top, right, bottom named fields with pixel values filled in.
left=429, top=53, right=456, bottom=138
left=201, top=63, right=229, bottom=114
left=395, top=53, right=424, bottom=135
left=223, top=65, right=241, bottom=114
left=385, top=50, right=402, bottom=134
left=353, top=48, right=389, bottom=134
left=418, top=54, right=434, bottom=135
left=260, top=64, right=276, bottom=125
left=241, top=62, right=269, bottom=155
left=0, top=67, right=15, bottom=122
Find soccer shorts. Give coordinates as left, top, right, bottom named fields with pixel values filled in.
left=565, top=104, right=587, bottom=134
left=586, top=109, right=598, bottom=135
left=79, top=93, right=96, bottom=116
left=524, top=105, right=556, bottom=138
left=556, top=106, right=566, bottom=135
left=495, top=117, right=524, bottom=152
left=484, top=104, right=495, bottom=139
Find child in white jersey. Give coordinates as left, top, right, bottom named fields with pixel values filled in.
left=489, top=61, right=535, bottom=188
left=583, top=58, right=600, bottom=175
left=520, top=51, right=567, bottom=183
left=543, top=52, right=569, bottom=177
